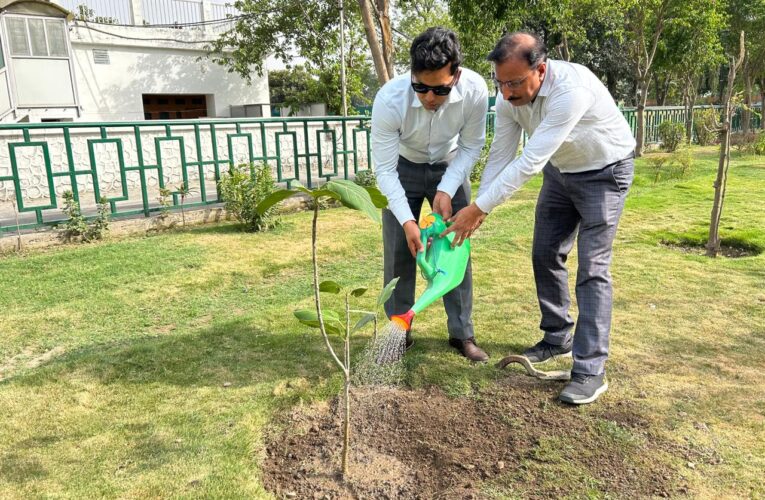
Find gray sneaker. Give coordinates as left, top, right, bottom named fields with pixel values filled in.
left=522, top=337, right=573, bottom=363
left=559, top=372, right=608, bottom=405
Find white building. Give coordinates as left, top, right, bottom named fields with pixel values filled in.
left=0, top=0, right=270, bottom=123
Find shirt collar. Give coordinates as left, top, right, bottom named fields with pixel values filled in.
left=409, top=71, right=464, bottom=108
left=536, top=60, right=553, bottom=98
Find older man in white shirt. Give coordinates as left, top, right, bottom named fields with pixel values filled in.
left=372, top=27, right=489, bottom=361
left=447, top=32, right=635, bottom=403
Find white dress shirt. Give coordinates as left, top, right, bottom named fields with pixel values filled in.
left=475, top=60, right=636, bottom=214
left=371, top=68, right=489, bottom=225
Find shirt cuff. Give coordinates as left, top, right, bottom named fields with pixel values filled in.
left=474, top=193, right=499, bottom=214
left=436, top=175, right=463, bottom=199
left=390, top=202, right=416, bottom=227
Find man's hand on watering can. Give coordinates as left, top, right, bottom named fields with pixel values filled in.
left=403, top=220, right=425, bottom=257
left=432, top=191, right=453, bottom=221
left=442, top=203, right=487, bottom=247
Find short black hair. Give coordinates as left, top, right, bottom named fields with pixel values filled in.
left=410, top=27, right=462, bottom=75
left=487, top=31, right=547, bottom=68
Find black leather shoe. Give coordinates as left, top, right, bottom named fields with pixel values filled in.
left=448, top=337, right=489, bottom=362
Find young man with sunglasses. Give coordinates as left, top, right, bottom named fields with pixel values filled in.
left=371, top=27, right=489, bottom=361
left=445, top=32, right=635, bottom=403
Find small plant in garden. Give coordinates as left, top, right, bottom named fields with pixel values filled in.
left=672, top=144, right=694, bottom=177
left=658, top=121, right=686, bottom=152
left=218, top=162, right=279, bottom=232
left=256, top=178, right=388, bottom=480
left=88, top=197, right=111, bottom=241
left=470, top=130, right=494, bottom=183
left=177, top=181, right=191, bottom=227
left=693, top=108, right=719, bottom=146
left=647, top=155, right=670, bottom=184
left=60, top=191, right=110, bottom=242
left=61, top=191, right=88, bottom=242
left=353, top=169, right=377, bottom=188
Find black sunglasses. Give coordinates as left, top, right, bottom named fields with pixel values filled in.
left=410, top=71, right=460, bottom=96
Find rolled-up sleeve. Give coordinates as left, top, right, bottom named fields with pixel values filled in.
left=437, top=83, right=489, bottom=197
left=371, top=95, right=414, bottom=225
left=475, top=88, right=593, bottom=213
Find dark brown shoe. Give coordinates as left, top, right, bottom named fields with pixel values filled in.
left=448, top=337, right=489, bottom=362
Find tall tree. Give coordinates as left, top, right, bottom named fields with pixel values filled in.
left=207, top=0, right=378, bottom=114
left=623, top=0, right=684, bottom=156
left=393, top=0, right=454, bottom=71
left=654, top=0, right=725, bottom=141
left=358, top=0, right=395, bottom=84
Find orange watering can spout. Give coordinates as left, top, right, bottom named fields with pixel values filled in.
left=390, top=310, right=415, bottom=331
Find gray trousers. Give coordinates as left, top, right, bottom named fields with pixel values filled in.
left=383, top=156, right=474, bottom=340
left=533, top=157, right=634, bottom=375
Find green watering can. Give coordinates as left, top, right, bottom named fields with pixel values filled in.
left=390, top=213, right=470, bottom=331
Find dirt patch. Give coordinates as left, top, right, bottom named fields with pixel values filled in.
left=0, top=346, right=66, bottom=381
left=261, top=377, right=684, bottom=498
left=661, top=242, right=760, bottom=258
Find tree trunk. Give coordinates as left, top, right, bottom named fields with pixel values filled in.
left=341, top=295, right=351, bottom=479
left=375, top=0, right=394, bottom=80
left=683, top=75, right=698, bottom=145
left=742, top=68, right=752, bottom=134
left=707, top=32, right=745, bottom=258
left=358, top=0, right=389, bottom=85
left=635, top=78, right=649, bottom=157
left=559, top=33, right=571, bottom=61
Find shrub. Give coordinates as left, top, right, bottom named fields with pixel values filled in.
left=671, top=144, right=694, bottom=177
left=731, top=131, right=765, bottom=155
left=218, top=163, right=280, bottom=232
left=60, top=191, right=110, bottom=242
left=353, top=169, right=377, bottom=188
left=470, top=130, right=494, bottom=183
left=693, top=108, right=718, bottom=146
left=647, top=155, right=670, bottom=184
left=658, top=121, right=685, bottom=152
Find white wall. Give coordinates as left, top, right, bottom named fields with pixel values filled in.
left=69, top=24, right=270, bottom=122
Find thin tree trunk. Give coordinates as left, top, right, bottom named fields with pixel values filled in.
left=339, top=0, right=348, bottom=117
left=342, top=294, right=351, bottom=480
left=375, top=0, right=394, bottom=79
left=743, top=68, right=752, bottom=134
left=357, top=0, right=388, bottom=85
left=707, top=32, right=745, bottom=257
left=635, top=78, right=649, bottom=156
left=12, top=200, right=21, bottom=251
left=312, top=204, right=345, bottom=372
left=560, top=33, right=571, bottom=61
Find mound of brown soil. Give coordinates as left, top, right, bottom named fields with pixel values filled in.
left=262, top=377, right=682, bottom=498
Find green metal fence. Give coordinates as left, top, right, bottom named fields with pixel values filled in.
left=0, top=117, right=371, bottom=232
left=1, top=105, right=763, bottom=233
left=620, top=104, right=763, bottom=144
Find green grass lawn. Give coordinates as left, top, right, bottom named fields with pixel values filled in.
left=1, top=146, right=764, bottom=498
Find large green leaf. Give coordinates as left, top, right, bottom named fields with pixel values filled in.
left=325, top=179, right=381, bottom=224
left=376, top=277, right=400, bottom=307
left=291, top=180, right=340, bottom=201
left=255, top=189, right=298, bottom=215
left=364, top=185, right=388, bottom=209
left=293, top=309, right=343, bottom=335
left=352, top=313, right=376, bottom=332
left=319, top=280, right=342, bottom=294
left=350, top=286, right=368, bottom=297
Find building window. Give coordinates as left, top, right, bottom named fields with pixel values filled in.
left=7, top=18, right=29, bottom=56
left=0, top=39, right=5, bottom=69
left=143, top=94, right=209, bottom=120
left=5, top=17, right=68, bottom=58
